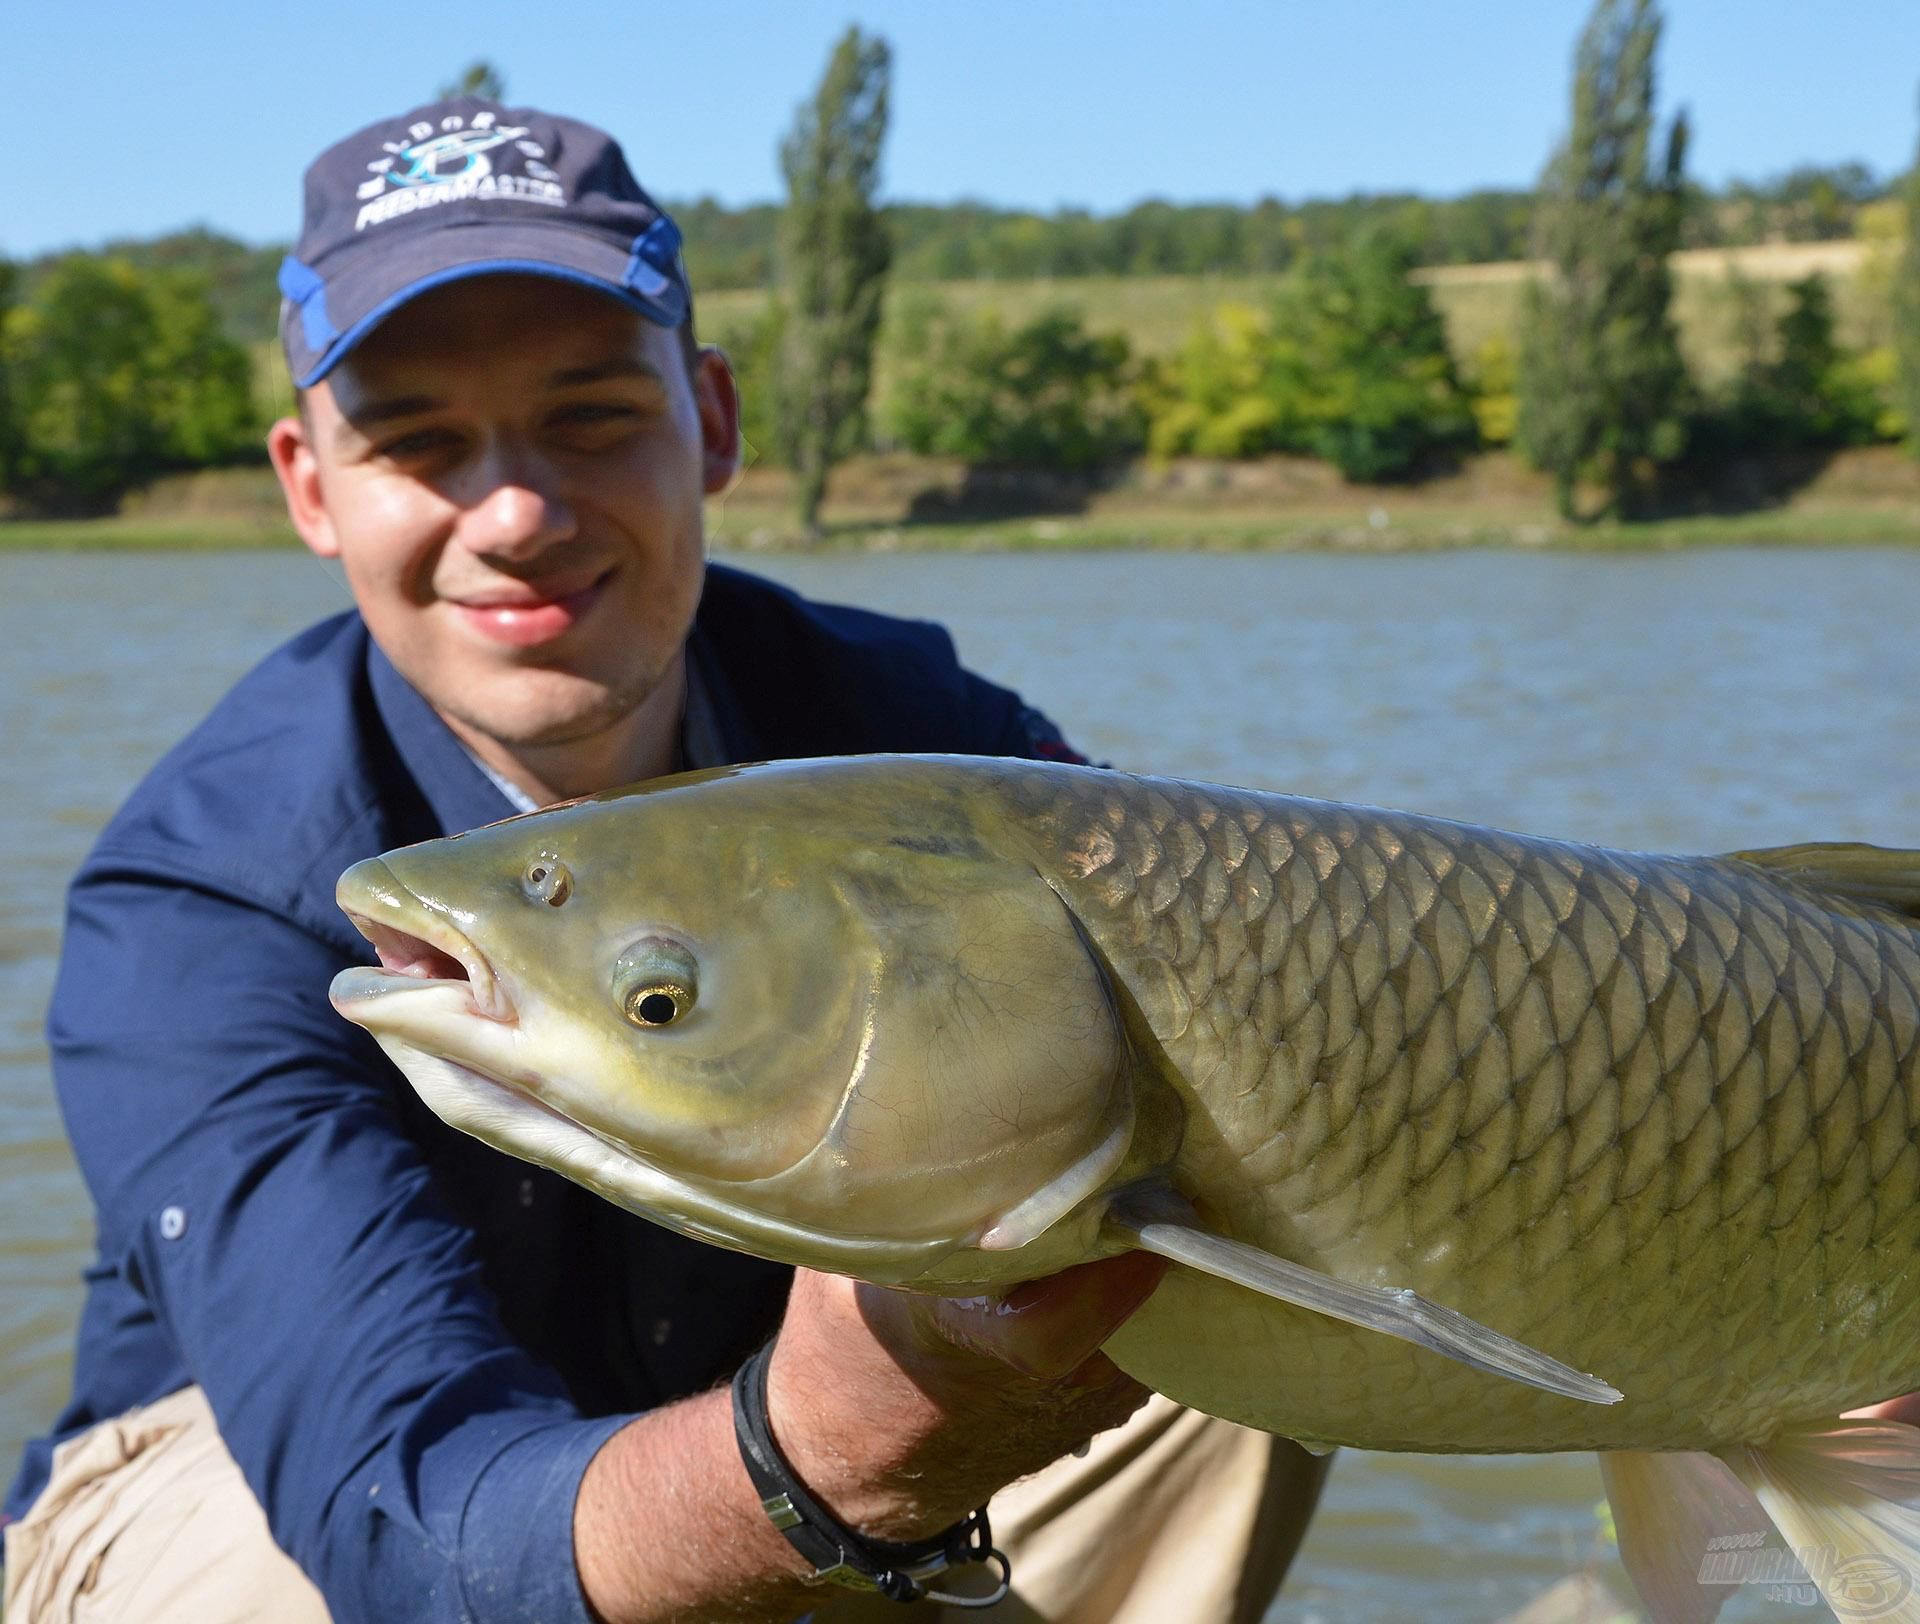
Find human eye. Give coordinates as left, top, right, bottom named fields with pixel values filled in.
left=554, top=401, right=641, bottom=428
left=376, top=426, right=464, bottom=463
left=549, top=399, right=650, bottom=444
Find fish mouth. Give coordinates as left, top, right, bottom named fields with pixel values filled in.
left=329, top=856, right=512, bottom=1023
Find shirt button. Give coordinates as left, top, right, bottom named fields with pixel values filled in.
left=159, top=1206, right=187, bottom=1240
left=518, top=1178, right=535, bottom=1208
left=650, top=1318, right=672, bottom=1347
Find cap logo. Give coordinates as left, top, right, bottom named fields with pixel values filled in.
left=353, top=110, right=566, bottom=232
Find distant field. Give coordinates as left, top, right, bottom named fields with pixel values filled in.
left=700, top=238, right=1884, bottom=393
left=232, top=238, right=1881, bottom=431
left=238, top=239, right=1887, bottom=430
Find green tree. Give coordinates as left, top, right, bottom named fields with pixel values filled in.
left=146, top=271, right=258, bottom=462
left=0, top=258, right=18, bottom=494
left=883, top=302, right=1143, bottom=468
left=1720, top=273, right=1885, bottom=449
left=1763, top=275, right=1853, bottom=443
left=1518, top=0, right=1691, bottom=519
left=439, top=61, right=507, bottom=101
left=2, top=257, right=255, bottom=509
left=1896, top=99, right=1920, bottom=457
left=1265, top=233, right=1476, bottom=481
left=707, top=298, right=788, bottom=467
left=1141, top=304, right=1281, bottom=459
left=1141, top=236, right=1473, bottom=480
left=775, top=27, right=892, bottom=532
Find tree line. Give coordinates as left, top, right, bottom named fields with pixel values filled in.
left=7, top=168, right=1897, bottom=354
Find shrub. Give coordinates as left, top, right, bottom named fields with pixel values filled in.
left=1141, top=304, right=1281, bottom=459
left=1465, top=334, right=1519, bottom=446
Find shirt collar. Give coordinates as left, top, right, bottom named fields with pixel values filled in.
left=368, top=638, right=517, bottom=839
left=370, top=634, right=736, bottom=836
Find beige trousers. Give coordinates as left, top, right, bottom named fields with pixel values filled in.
left=2, top=1387, right=329, bottom=1624
left=2, top=1387, right=1326, bottom=1624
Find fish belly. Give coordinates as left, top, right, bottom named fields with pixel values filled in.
left=1003, top=767, right=1920, bottom=1453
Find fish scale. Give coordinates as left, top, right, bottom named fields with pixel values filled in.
left=993, top=764, right=1920, bottom=1452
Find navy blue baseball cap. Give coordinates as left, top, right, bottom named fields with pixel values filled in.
left=278, top=98, right=690, bottom=387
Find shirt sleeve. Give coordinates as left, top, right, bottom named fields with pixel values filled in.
left=49, top=856, right=630, bottom=1623
left=959, top=674, right=1093, bottom=766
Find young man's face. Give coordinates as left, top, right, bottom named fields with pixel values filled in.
left=270, top=275, right=738, bottom=762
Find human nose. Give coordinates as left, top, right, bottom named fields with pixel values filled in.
left=453, top=442, right=578, bottom=559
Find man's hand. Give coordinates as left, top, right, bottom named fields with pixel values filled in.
left=574, top=1252, right=1168, bottom=1624
left=770, top=1253, right=1171, bottom=1541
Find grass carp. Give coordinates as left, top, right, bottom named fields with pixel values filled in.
left=329, top=754, right=1920, bottom=1624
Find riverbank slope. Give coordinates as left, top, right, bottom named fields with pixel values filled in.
left=4, top=446, right=1917, bottom=553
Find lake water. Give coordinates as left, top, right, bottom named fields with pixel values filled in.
left=7, top=545, right=1917, bottom=1622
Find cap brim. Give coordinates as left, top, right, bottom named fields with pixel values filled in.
left=283, top=220, right=685, bottom=387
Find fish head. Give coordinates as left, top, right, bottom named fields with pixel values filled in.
left=330, top=758, right=1149, bottom=1283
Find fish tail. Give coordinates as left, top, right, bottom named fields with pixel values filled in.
left=1717, top=1423, right=1920, bottom=1624
left=1603, top=1425, right=1920, bottom=1623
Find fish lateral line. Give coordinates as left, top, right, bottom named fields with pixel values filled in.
left=1102, top=1186, right=1623, bottom=1408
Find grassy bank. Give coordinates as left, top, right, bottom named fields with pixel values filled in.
left=4, top=448, right=1918, bottom=555
left=0, top=514, right=296, bottom=551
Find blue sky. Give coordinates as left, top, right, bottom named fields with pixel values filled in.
left=3, top=0, right=1916, bottom=257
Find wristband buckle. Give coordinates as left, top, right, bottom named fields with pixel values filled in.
left=731, top=1340, right=1012, bottom=1608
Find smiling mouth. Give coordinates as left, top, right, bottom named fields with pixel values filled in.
left=454, top=569, right=610, bottom=612
left=450, top=572, right=612, bottom=647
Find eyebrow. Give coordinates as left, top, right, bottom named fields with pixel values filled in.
left=548, top=357, right=669, bottom=389
left=336, top=394, right=444, bottom=444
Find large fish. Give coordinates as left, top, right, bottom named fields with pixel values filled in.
left=331, top=755, right=1920, bottom=1624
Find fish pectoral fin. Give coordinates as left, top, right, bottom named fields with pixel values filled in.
left=977, top=1109, right=1135, bottom=1251
left=1601, top=1449, right=1764, bottom=1624
left=1719, top=1421, right=1920, bottom=1624
left=1726, top=842, right=1920, bottom=920
left=1102, top=1186, right=1622, bottom=1407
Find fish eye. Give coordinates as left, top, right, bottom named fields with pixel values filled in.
left=522, top=857, right=572, bottom=907
left=625, top=983, right=691, bottom=1027
left=613, top=938, right=699, bottom=1030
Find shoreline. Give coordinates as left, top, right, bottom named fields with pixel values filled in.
left=4, top=449, right=1918, bottom=554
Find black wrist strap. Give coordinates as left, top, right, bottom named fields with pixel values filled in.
left=730, top=1340, right=1011, bottom=1608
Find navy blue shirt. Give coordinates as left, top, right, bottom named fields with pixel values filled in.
left=9, top=563, right=1080, bottom=1622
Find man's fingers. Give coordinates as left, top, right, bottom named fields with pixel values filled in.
left=914, top=1252, right=1171, bottom=1383
left=1846, top=1394, right=1920, bottom=1427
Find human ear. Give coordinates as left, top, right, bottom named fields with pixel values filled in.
left=691, top=347, right=742, bottom=497
left=267, top=408, right=340, bottom=560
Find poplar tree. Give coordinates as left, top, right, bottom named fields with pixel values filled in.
left=776, top=28, right=892, bottom=533
left=1519, top=0, right=1691, bottom=519
left=1894, top=92, right=1920, bottom=456
left=438, top=61, right=507, bottom=102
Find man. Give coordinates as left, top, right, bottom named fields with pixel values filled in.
left=3, top=99, right=1325, bottom=1621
